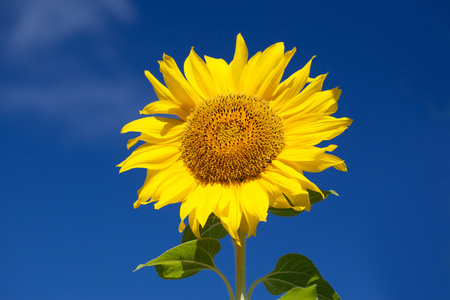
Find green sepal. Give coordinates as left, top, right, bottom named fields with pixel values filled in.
left=278, top=285, right=318, bottom=300
left=268, top=189, right=338, bottom=217
left=262, top=253, right=340, bottom=300
left=134, top=238, right=221, bottom=280
left=181, top=213, right=228, bottom=243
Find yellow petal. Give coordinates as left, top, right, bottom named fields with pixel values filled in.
left=333, top=160, right=347, bottom=171
left=240, top=42, right=285, bottom=94
left=205, top=56, right=230, bottom=94
left=178, top=219, right=186, bottom=233
left=284, top=116, right=353, bottom=146
left=179, top=184, right=221, bottom=229
left=271, top=159, right=322, bottom=199
left=118, top=144, right=180, bottom=173
left=144, top=70, right=179, bottom=104
left=272, top=56, right=315, bottom=106
left=122, top=117, right=184, bottom=148
left=126, top=137, right=140, bottom=149
left=257, top=48, right=296, bottom=100
left=159, top=54, right=201, bottom=107
left=121, top=116, right=183, bottom=137
left=259, top=178, right=291, bottom=209
left=240, top=180, right=268, bottom=222
left=278, top=144, right=346, bottom=173
left=188, top=208, right=201, bottom=238
left=278, top=73, right=327, bottom=117
left=192, top=184, right=222, bottom=227
left=184, top=47, right=218, bottom=98
left=278, top=144, right=337, bottom=162
left=240, top=211, right=259, bottom=237
left=179, top=187, right=197, bottom=220
left=134, top=200, right=142, bottom=209
left=239, top=180, right=269, bottom=238
left=140, top=100, right=190, bottom=120
left=134, top=159, right=186, bottom=208
left=235, top=51, right=259, bottom=93
left=126, top=133, right=179, bottom=149
left=134, top=169, right=161, bottom=207
left=215, top=185, right=241, bottom=240
left=155, top=167, right=196, bottom=209
left=219, top=218, right=239, bottom=241
left=260, top=169, right=309, bottom=210
left=228, top=33, right=248, bottom=91
left=290, top=87, right=341, bottom=116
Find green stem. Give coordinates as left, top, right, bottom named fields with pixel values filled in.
left=233, top=230, right=247, bottom=300
left=213, top=268, right=235, bottom=300
left=246, top=277, right=264, bottom=300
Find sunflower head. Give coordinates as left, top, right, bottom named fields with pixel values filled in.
left=180, top=93, right=284, bottom=185
left=118, top=34, right=352, bottom=242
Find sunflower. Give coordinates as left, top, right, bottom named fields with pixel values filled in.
left=118, top=34, right=352, bottom=242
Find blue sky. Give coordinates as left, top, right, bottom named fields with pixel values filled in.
left=1, top=0, right=449, bottom=299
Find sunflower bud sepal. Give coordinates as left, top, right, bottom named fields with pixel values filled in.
left=268, top=189, right=339, bottom=217
left=181, top=213, right=229, bottom=243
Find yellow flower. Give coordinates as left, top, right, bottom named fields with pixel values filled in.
left=118, top=34, right=352, bottom=241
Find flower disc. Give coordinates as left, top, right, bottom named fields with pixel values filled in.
left=181, top=93, right=284, bottom=184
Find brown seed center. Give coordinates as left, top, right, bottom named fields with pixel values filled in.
left=180, top=93, right=284, bottom=184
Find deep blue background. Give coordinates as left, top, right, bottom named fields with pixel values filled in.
left=1, top=0, right=449, bottom=299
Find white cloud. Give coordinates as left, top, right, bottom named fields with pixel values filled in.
left=5, top=0, right=136, bottom=55
left=0, top=0, right=149, bottom=141
left=0, top=78, right=150, bottom=139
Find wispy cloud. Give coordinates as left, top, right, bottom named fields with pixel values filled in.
left=5, top=0, right=136, bottom=55
left=0, top=78, right=147, bottom=138
left=0, top=0, right=150, bottom=141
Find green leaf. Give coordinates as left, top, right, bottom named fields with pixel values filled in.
left=134, top=238, right=221, bottom=280
left=278, top=285, right=318, bottom=300
left=181, top=213, right=228, bottom=243
left=268, top=206, right=303, bottom=217
left=268, top=190, right=338, bottom=217
left=310, top=190, right=338, bottom=205
left=262, top=253, right=340, bottom=300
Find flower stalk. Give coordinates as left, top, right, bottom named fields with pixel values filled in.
left=233, top=230, right=247, bottom=300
